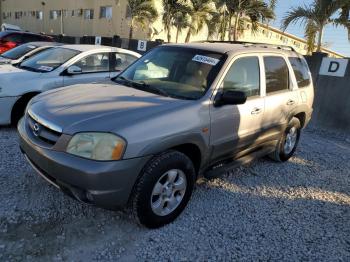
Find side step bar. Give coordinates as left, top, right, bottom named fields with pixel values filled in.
left=204, top=147, right=274, bottom=179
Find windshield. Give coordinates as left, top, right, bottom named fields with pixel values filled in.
left=19, top=47, right=80, bottom=73
left=115, top=46, right=226, bottom=100
left=1, top=43, right=38, bottom=60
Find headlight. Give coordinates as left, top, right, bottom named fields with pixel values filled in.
left=66, top=133, right=126, bottom=161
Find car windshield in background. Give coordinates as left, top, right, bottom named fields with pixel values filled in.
left=115, top=47, right=226, bottom=100
left=18, top=47, right=80, bottom=73
left=0, top=43, right=38, bottom=60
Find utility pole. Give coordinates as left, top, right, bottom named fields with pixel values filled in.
left=60, top=9, right=64, bottom=35
left=41, top=2, right=46, bottom=33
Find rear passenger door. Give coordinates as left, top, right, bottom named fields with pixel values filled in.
left=210, top=55, right=265, bottom=160
left=262, top=55, right=299, bottom=133
left=63, top=52, right=111, bottom=86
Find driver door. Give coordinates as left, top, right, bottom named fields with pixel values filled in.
left=63, top=52, right=111, bottom=86
left=210, top=55, right=265, bottom=161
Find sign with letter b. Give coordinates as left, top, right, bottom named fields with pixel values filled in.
left=319, top=58, right=348, bottom=77
left=137, top=40, right=147, bottom=52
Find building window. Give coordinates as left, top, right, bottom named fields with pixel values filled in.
left=50, top=10, right=62, bottom=20
left=100, top=6, right=112, bottom=19
left=15, top=11, right=23, bottom=19
left=126, top=6, right=132, bottom=19
left=36, top=11, right=43, bottom=20
left=84, top=9, right=94, bottom=20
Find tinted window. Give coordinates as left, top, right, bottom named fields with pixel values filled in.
left=223, top=56, right=260, bottom=97
left=114, top=53, right=138, bottom=71
left=264, top=56, right=289, bottom=94
left=289, top=57, right=311, bottom=88
left=0, top=43, right=38, bottom=59
left=3, top=33, right=22, bottom=43
left=23, top=34, right=41, bottom=43
left=74, top=53, right=110, bottom=73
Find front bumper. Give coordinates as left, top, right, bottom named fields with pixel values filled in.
left=18, top=118, right=152, bottom=208
left=0, top=96, right=20, bottom=125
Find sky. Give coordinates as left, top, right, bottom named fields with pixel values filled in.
left=270, top=0, right=350, bottom=57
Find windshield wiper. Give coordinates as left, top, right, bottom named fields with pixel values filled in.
left=17, top=65, right=43, bottom=73
left=116, top=76, right=169, bottom=97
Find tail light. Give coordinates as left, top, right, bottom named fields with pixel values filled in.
left=0, top=41, right=17, bottom=54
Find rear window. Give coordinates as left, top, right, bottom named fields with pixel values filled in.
left=2, top=33, right=22, bottom=43
left=289, top=57, right=311, bottom=88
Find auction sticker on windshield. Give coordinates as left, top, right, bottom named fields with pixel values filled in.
left=38, top=66, right=54, bottom=72
left=192, top=55, right=220, bottom=66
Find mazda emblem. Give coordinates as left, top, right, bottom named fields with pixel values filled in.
left=33, top=123, right=40, bottom=136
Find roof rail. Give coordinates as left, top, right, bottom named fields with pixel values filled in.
left=198, top=40, right=296, bottom=52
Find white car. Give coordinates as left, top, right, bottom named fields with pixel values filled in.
left=0, top=42, right=62, bottom=65
left=0, top=45, right=141, bottom=125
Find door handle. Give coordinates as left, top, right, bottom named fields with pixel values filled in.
left=287, top=100, right=295, bottom=106
left=251, top=108, right=262, bottom=115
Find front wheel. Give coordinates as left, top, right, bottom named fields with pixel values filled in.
left=269, top=117, right=301, bottom=162
left=130, top=151, right=196, bottom=228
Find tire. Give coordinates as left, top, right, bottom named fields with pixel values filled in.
left=269, top=117, right=301, bottom=162
left=130, top=150, right=196, bottom=228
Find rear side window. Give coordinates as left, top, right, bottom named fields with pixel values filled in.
left=264, top=56, right=289, bottom=94
left=223, top=56, right=260, bottom=97
left=289, top=57, right=311, bottom=88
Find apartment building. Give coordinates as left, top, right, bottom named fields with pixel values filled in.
left=0, top=0, right=343, bottom=57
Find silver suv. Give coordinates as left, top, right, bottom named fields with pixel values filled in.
left=18, top=43, right=314, bottom=228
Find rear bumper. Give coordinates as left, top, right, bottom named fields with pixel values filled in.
left=18, top=118, right=152, bottom=208
left=0, top=96, right=20, bottom=125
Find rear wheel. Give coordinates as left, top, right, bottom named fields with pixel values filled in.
left=130, top=151, right=195, bottom=228
left=269, top=117, right=301, bottom=162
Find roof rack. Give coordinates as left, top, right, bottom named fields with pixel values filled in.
left=198, top=40, right=296, bottom=52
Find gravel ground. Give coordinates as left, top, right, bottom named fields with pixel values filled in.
left=0, top=126, right=349, bottom=261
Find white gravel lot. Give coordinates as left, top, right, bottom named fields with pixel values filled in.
left=0, top=126, right=349, bottom=261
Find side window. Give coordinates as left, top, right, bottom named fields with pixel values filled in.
left=289, top=57, right=311, bottom=88
left=74, top=53, right=110, bottom=73
left=264, top=56, right=289, bottom=94
left=114, top=53, right=138, bottom=72
left=223, top=56, right=260, bottom=97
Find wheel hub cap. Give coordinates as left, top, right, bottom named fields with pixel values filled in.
left=151, top=169, right=187, bottom=217
left=284, top=127, right=297, bottom=154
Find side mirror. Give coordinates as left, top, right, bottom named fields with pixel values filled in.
left=67, top=65, right=82, bottom=75
left=214, top=90, right=247, bottom=107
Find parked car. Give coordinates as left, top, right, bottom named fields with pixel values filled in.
left=0, top=42, right=62, bottom=65
left=0, top=31, right=53, bottom=54
left=0, top=45, right=141, bottom=125
left=18, top=43, right=314, bottom=228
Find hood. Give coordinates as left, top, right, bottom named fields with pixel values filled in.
left=0, top=65, right=37, bottom=88
left=0, top=57, right=11, bottom=65
left=29, top=82, right=191, bottom=134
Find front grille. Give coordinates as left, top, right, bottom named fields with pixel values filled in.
left=27, top=115, right=61, bottom=146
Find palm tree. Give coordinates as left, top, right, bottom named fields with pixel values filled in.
left=265, top=0, right=277, bottom=27
left=335, top=2, right=350, bottom=40
left=229, top=0, right=275, bottom=41
left=282, top=0, right=347, bottom=52
left=184, top=0, right=216, bottom=43
left=173, top=11, right=191, bottom=42
left=213, top=0, right=274, bottom=41
left=162, top=0, right=190, bottom=42
left=127, top=0, right=158, bottom=39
